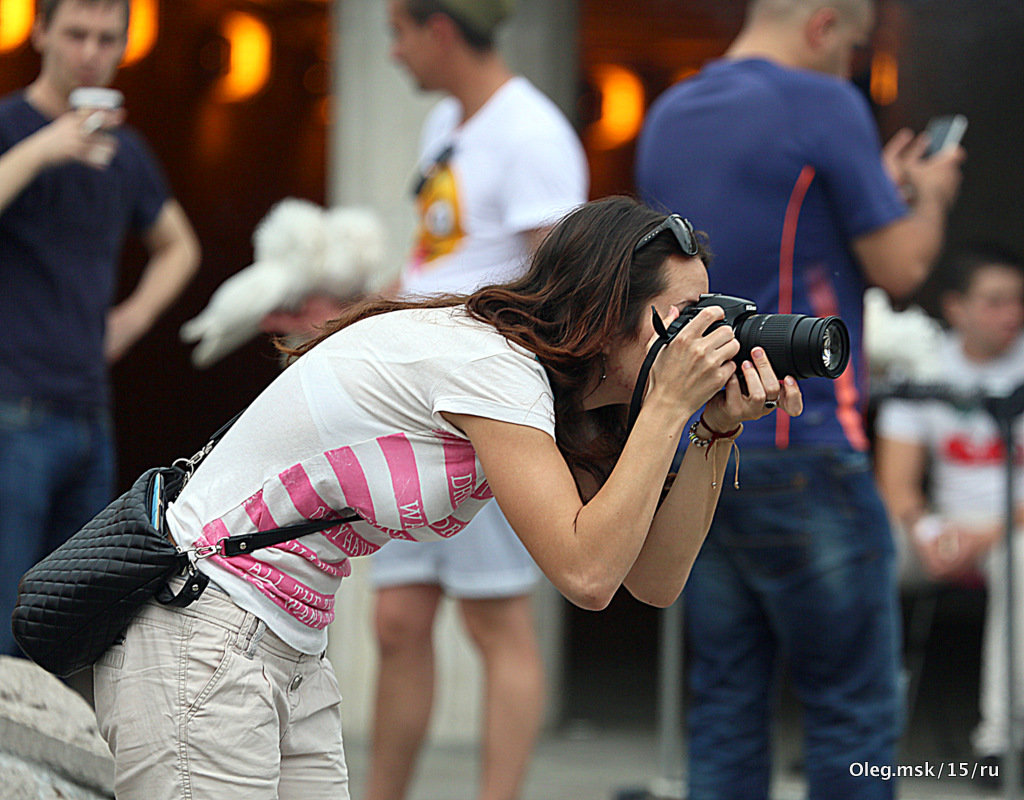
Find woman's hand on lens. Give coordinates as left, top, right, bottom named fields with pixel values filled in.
left=704, top=346, right=803, bottom=429
left=649, top=305, right=740, bottom=419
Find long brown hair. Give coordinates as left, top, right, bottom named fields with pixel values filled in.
left=283, top=196, right=709, bottom=487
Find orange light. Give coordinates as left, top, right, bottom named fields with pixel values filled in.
left=215, top=11, right=272, bottom=103
left=589, top=64, right=645, bottom=151
left=122, top=0, right=158, bottom=65
left=0, top=0, right=33, bottom=53
left=870, top=51, right=899, bottom=106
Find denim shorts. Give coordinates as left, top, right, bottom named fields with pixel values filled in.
left=371, top=498, right=539, bottom=597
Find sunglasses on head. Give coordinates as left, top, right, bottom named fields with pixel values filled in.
left=633, top=214, right=699, bottom=258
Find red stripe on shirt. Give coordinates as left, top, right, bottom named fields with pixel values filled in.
left=775, top=165, right=816, bottom=449
left=806, top=267, right=868, bottom=451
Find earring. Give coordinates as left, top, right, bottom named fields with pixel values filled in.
left=600, top=356, right=607, bottom=383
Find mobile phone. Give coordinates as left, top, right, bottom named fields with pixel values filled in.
left=150, top=472, right=165, bottom=531
left=924, top=114, right=967, bottom=157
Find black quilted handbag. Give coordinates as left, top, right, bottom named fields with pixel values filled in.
left=11, top=416, right=356, bottom=677
left=12, top=465, right=200, bottom=677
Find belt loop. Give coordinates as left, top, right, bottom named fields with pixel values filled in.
left=234, top=613, right=266, bottom=658
left=231, top=615, right=248, bottom=651
left=245, top=619, right=266, bottom=658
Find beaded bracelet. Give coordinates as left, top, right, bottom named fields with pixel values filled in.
left=688, top=413, right=742, bottom=448
left=687, top=413, right=743, bottom=489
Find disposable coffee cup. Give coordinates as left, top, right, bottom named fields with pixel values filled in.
left=69, top=87, right=124, bottom=111
left=69, top=87, right=123, bottom=165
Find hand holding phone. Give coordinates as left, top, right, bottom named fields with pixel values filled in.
left=924, top=114, right=967, bottom=157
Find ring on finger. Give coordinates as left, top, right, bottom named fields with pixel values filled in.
left=764, top=399, right=778, bottom=409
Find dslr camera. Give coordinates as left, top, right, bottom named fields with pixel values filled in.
left=674, top=294, right=850, bottom=379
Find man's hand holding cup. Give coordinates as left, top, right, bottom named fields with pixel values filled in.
left=68, top=87, right=125, bottom=168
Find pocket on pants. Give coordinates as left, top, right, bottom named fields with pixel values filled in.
left=93, top=613, right=193, bottom=754
left=182, top=635, right=279, bottom=776
left=93, top=643, right=125, bottom=746
left=183, top=624, right=239, bottom=720
left=300, top=656, right=344, bottom=728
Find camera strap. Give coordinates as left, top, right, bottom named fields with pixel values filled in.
left=626, top=307, right=688, bottom=435
left=626, top=308, right=744, bottom=491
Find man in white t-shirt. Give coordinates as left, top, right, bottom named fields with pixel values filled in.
left=875, top=248, right=1024, bottom=786
left=367, top=3, right=588, bottom=799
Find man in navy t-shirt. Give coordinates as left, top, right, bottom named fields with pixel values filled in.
left=0, top=0, right=200, bottom=657
left=636, top=0, right=963, bottom=797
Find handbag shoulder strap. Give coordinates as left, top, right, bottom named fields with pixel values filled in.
left=173, top=411, right=244, bottom=481
left=218, top=512, right=361, bottom=558
left=177, top=411, right=363, bottom=561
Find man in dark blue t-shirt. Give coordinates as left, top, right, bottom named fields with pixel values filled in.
left=636, top=0, right=963, bottom=798
left=0, top=0, right=200, bottom=657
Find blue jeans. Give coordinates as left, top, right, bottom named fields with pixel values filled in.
left=684, top=447, right=900, bottom=800
left=0, top=397, right=115, bottom=656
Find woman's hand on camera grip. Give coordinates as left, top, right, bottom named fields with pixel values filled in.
left=648, top=305, right=739, bottom=421
left=705, top=346, right=803, bottom=431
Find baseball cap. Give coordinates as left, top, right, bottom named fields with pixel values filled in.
left=437, top=0, right=515, bottom=37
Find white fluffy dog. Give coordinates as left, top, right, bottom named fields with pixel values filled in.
left=863, top=286, right=944, bottom=383
left=181, top=199, right=386, bottom=368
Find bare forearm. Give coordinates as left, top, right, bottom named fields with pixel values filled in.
left=884, top=193, right=950, bottom=298
left=884, top=483, right=929, bottom=530
left=623, top=433, right=732, bottom=606
left=122, top=240, right=198, bottom=325
left=875, top=435, right=930, bottom=528
left=106, top=213, right=200, bottom=362
left=1, top=111, right=120, bottom=215
left=858, top=139, right=963, bottom=301
left=0, top=137, right=47, bottom=216
left=570, top=401, right=691, bottom=599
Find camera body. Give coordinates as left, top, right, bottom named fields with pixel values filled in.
left=676, top=293, right=756, bottom=331
left=673, top=294, right=850, bottom=380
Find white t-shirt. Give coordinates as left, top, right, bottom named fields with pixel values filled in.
left=166, top=307, right=555, bottom=654
left=402, top=76, right=588, bottom=297
left=876, top=332, right=1024, bottom=523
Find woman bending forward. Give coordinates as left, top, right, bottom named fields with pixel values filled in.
left=93, top=196, right=802, bottom=799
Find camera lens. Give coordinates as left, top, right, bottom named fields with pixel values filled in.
left=734, top=314, right=850, bottom=379
left=820, top=320, right=845, bottom=374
